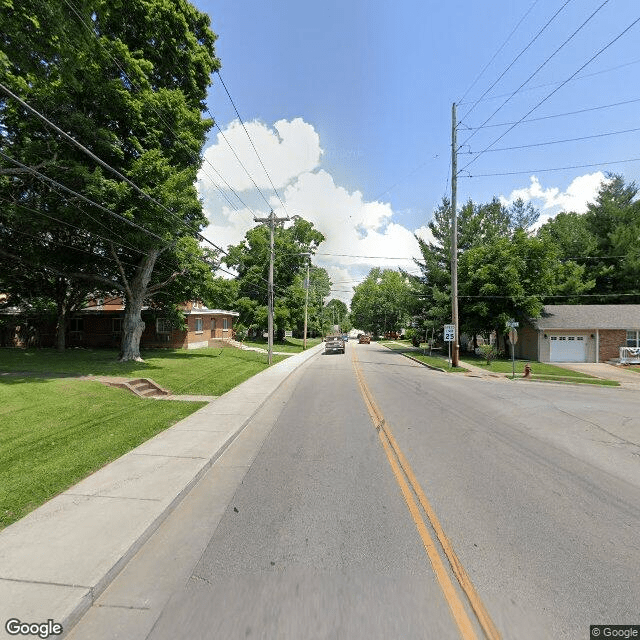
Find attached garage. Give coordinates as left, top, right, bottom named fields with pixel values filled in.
left=515, top=305, right=640, bottom=364
left=549, top=335, right=586, bottom=362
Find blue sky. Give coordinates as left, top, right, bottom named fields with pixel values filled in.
left=192, top=0, right=640, bottom=303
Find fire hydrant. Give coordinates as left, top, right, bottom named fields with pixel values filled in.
left=523, top=363, right=532, bottom=379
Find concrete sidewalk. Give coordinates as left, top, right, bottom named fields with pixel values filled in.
left=0, top=343, right=323, bottom=639
left=551, top=361, right=640, bottom=388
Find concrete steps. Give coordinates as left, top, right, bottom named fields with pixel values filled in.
left=102, top=377, right=170, bottom=398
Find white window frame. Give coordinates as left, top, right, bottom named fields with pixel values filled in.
left=626, top=330, right=639, bottom=347
left=223, top=317, right=229, bottom=331
left=195, top=317, right=203, bottom=333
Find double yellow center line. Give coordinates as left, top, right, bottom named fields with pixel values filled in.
left=352, top=350, right=501, bottom=640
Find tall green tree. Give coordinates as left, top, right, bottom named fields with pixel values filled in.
left=224, top=217, right=325, bottom=336
left=351, top=268, right=412, bottom=336
left=1, top=0, right=220, bottom=360
left=458, top=229, right=592, bottom=350
left=582, top=175, right=640, bottom=303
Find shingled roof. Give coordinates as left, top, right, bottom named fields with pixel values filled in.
left=533, top=305, right=640, bottom=330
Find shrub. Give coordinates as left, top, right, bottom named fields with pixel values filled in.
left=478, top=344, right=498, bottom=365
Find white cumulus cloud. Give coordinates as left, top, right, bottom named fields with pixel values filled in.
left=500, top=172, right=607, bottom=226
left=199, top=118, right=322, bottom=192
left=198, top=118, right=428, bottom=303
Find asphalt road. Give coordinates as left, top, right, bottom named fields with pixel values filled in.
left=68, top=341, right=640, bottom=640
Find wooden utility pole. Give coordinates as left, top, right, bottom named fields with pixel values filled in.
left=254, top=210, right=289, bottom=364
left=451, top=102, right=460, bottom=367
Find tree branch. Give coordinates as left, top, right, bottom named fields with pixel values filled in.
left=147, top=269, right=187, bottom=294
left=110, top=242, right=133, bottom=300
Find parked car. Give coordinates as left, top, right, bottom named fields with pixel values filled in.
left=324, top=334, right=345, bottom=354
left=342, top=334, right=349, bottom=342
left=358, top=334, right=370, bottom=344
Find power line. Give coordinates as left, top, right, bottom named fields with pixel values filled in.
left=460, top=0, right=610, bottom=148
left=460, top=0, right=574, bottom=122
left=462, top=97, right=640, bottom=130
left=215, top=71, right=288, bottom=215
left=459, top=15, right=640, bottom=174
left=458, top=0, right=541, bottom=105
left=459, top=57, right=640, bottom=106
left=58, top=0, right=258, bottom=222
left=0, top=197, right=147, bottom=258
left=460, top=126, right=640, bottom=155
left=460, top=291, right=640, bottom=299
left=464, top=156, right=640, bottom=177
left=0, top=151, right=168, bottom=243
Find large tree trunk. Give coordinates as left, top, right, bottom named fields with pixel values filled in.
left=55, top=277, right=68, bottom=352
left=55, top=304, right=67, bottom=352
left=119, top=249, right=159, bottom=362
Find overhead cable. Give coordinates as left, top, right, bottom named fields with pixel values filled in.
left=0, top=151, right=167, bottom=243
left=216, top=71, right=289, bottom=215
left=464, top=156, right=640, bottom=177
left=458, top=0, right=541, bottom=105
left=460, top=0, right=574, bottom=122
left=459, top=15, right=640, bottom=174
left=460, top=126, right=640, bottom=154
left=463, top=97, right=640, bottom=130
left=59, top=0, right=257, bottom=221
left=460, top=0, right=610, bottom=148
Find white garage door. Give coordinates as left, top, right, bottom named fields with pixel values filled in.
left=550, top=335, right=586, bottom=362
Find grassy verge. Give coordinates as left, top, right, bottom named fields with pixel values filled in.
left=462, top=357, right=586, bottom=376
left=0, top=347, right=284, bottom=396
left=379, top=341, right=467, bottom=372
left=460, top=357, right=619, bottom=386
left=0, top=378, right=205, bottom=529
left=239, top=337, right=322, bottom=353
left=405, top=352, right=468, bottom=372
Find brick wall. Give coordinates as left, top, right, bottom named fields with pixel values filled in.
left=599, top=329, right=626, bottom=362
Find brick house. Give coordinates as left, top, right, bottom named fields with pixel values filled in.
left=74, top=298, right=239, bottom=350
left=514, top=305, right=640, bottom=363
left=1, top=296, right=239, bottom=350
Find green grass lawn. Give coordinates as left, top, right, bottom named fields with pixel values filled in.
left=239, top=337, right=322, bottom=353
left=379, top=341, right=467, bottom=372
left=0, top=377, right=205, bottom=529
left=0, top=346, right=284, bottom=396
left=460, top=356, right=619, bottom=386
left=0, top=346, right=291, bottom=529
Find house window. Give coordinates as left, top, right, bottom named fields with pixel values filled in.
left=627, top=330, right=640, bottom=347
left=195, top=317, right=203, bottom=333
left=211, top=318, right=216, bottom=331
left=69, top=318, right=84, bottom=332
left=223, top=318, right=229, bottom=331
left=112, top=318, right=122, bottom=333
left=156, top=318, right=173, bottom=334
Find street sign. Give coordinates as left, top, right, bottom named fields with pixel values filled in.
left=509, top=328, right=518, bottom=344
left=444, top=324, right=455, bottom=342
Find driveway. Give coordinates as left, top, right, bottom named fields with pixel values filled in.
left=552, top=361, right=640, bottom=386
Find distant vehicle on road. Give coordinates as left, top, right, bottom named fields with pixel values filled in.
left=324, top=334, right=345, bottom=354
left=358, top=334, right=370, bottom=344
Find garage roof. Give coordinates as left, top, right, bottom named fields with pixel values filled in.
left=534, top=305, right=640, bottom=330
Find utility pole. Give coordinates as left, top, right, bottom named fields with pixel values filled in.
left=451, top=102, right=460, bottom=367
left=302, top=253, right=310, bottom=349
left=253, top=209, right=289, bottom=364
